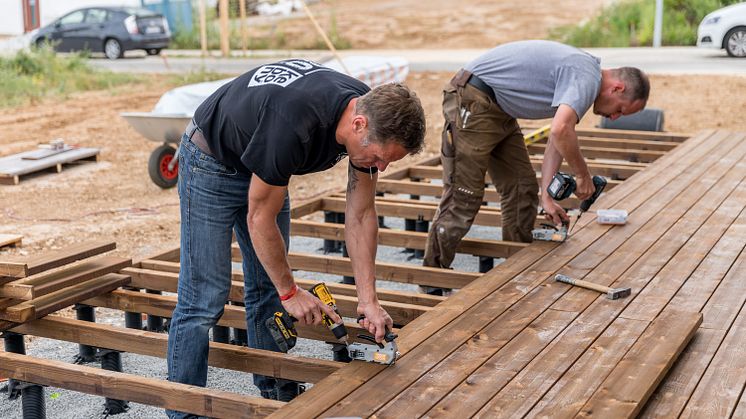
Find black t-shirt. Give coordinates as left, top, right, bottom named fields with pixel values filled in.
left=193, top=59, right=370, bottom=186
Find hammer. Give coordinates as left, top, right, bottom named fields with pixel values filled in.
left=554, top=274, right=631, bottom=300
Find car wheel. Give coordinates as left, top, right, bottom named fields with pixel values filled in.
left=725, top=27, right=746, bottom=58
left=146, top=48, right=162, bottom=56
left=104, top=38, right=123, bottom=60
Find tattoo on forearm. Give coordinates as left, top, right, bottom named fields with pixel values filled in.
left=347, top=164, right=359, bottom=194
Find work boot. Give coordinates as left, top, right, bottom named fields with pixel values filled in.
left=276, top=380, right=305, bottom=402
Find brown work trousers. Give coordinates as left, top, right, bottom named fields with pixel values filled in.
left=424, top=78, right=539, bottom=269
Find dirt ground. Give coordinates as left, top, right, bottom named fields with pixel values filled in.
left=1, top=71, right=744, bottom=263
left=253, top=0, right=616, bottom=49
left=1, top=0, right=745, bottom=262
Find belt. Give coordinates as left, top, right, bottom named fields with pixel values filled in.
left=451, top=69, right=496, bottom=103
left=186, top=119, right=213, bottom=157
left=466, top=73, right=496, bottom=102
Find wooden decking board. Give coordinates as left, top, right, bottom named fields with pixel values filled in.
left=289, top=219, right=528, bottom=259
left=0, top=351, right=283, bottom=418
left=619, top=148, right=746, bottom=323
left=0, top=256, right=132, bottom=300
left=12, top=316, right=340, bottom=383
left=0, top=273, right=130, bottom=324
left=639, top=327, right=728, bottom=418
left=83, top=288, right=372, bottom=344
left=375, top=308, right=578, bottom=418
left=527, top=317, right=650, bottom=418
left=271, top=131, right=716, bottom=419
left=641, top=248, right=746, bottom=417
left=520, top=126, right=690, bottom=142
left=574, top=311, right=702, bottom=419
left=0, top=240, right=116, bottom=279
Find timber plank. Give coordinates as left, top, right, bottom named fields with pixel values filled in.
left=82, top=288, right=373, bottom=344
left=138, top=260, right=445, bottom=307
left=0, top=234, right=22, bottom=249
left=458, top=131, right=746, bottom=417
left=0, top=240, right=116, bottom=279
left=374, top=308, right=577, bottom=418
left=678, top=298, right=746, bottom=417
left=0, top=352, right=283, bottom=418
left=0, top=273, right=130, bottom=323
left=13, top=316, right=340, bottom=383
left=123, top=267, right=429, bottom=324
left=290, top=219, right=528, bottom=259
left=269, top=130, right=717, bottom=419
left=0, top=256, right=132, bottom=300
left=529, top=158, right=646, bottom=180
left=286, top=252, right=480, bottom=289
left=316, top=131, right=735, bottom=418
left=574, top=311, right=702, bottom=419
left=528, top=143, right=666, bottom=163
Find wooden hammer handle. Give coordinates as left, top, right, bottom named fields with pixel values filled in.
left=555, top=274, right=611, bottom=294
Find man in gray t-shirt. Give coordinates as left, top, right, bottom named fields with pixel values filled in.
left=424, top=40, right=649, bottom=275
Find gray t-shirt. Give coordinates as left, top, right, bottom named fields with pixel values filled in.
left=465, top=40, right=601, bottom=120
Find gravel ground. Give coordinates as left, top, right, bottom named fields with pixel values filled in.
left=0, top=195, right=501, bottom=418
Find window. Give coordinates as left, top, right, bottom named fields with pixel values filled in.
left=58, top=10, right=85, bottom=25
left=85, top=9, right=109, bottom=24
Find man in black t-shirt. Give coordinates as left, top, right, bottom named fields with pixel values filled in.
left=166, top=59, right=426, bottom=415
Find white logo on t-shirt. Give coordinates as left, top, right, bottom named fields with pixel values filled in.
left=249, top=65, right=303, bottom=88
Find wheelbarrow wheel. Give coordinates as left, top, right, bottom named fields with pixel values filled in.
left=148, top=145, right=178, bottom=189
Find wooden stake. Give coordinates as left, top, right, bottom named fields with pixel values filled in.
left=219, top=0, right=230, bottom=58
left=198, top=0, right=207, bottom=57
left=298, top=0, right=350, bottom=74
left=239, top=0, right=248, bottom=56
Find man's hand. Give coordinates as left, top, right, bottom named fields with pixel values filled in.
left=541, top=195, right=570, bottom=227
left=357, top=301, right=394, bottom=343
left=574, top=173, right=595, bottom=200
left=282, top=287, right=341, bottom=326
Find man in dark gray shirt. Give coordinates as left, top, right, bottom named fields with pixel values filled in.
left=424, top=40, right=649, bottom=273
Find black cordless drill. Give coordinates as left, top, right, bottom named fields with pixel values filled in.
left=547, top=172, right=607, bottom=232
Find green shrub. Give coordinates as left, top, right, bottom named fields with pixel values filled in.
left=551, top=0, right=743, bottom=47
left=0, top=45, right=135, bottom=107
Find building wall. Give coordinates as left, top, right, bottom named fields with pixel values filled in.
left=0, top=0, right=24, bottom=35
left=1, top=0, right=142, bottom=36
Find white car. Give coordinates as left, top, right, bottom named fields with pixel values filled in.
left=697, top=2, right=746, bottom=57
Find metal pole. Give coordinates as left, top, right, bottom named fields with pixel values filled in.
left=653, top=0, right=663, bottom=48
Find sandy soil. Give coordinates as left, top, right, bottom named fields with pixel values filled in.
left=1, top=71, right=744, bottom=263
left=252, top=0, right=615, bottom=49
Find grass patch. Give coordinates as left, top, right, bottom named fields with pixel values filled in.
left=167, top=67, right=232, bottom=85
left=551, top=0, right=742, bottom=47
left=0, top=45, right=136, bottom=108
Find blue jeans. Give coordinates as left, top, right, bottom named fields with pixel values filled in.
left=166, top=133, right=290, bottom=419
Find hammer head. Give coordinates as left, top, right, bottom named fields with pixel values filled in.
left=606, top=287, right=631, bottom=300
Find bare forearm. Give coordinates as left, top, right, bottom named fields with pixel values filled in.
left=248, top=216, right=294, bottom=295
left=344, top=208, right=379, bottom=304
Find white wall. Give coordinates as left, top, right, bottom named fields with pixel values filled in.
left=0, top=0, right=142, bottom=36
left=0, top=0, right=24, bottom=35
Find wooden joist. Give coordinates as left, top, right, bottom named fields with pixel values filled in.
left=83, top=288, right=378, bottom=344
left=0, top=273, right=130, bottom=324
left=122, top=267, right=429, bottom=325
left=0, top=240, right=116, bottom=281
left=0, top=351, right=283, bottom=418
left=528, top=143, right=666, bottom=163
left=139, top=259, right=446, bottom=307
left=289, top=219, right=527, bottom=259
left=13, top=316, right=340, bottom=383
left=0, top=256, right=131, bottom=300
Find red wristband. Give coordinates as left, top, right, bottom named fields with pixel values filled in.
left=279, top=284, right=298, bottom=301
